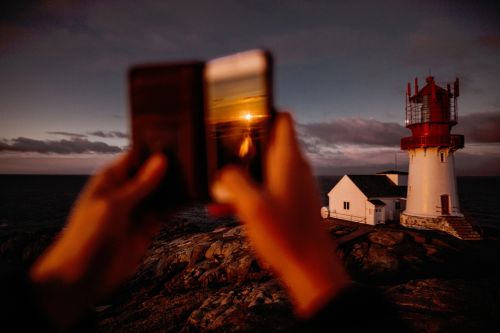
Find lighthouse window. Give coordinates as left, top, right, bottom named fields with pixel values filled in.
left=343, top=201, right=350, bottom=210
left=440, top=153, right=445, bottom=162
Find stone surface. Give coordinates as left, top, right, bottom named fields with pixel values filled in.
left=1, top=214, right=499, bottom=332
left=400, top=214, right=482, bottom=240
left=94, top=220, right=500, bottom=332
left=97, top=222, right=295, bottom=332
left=368, top=230, right=405, bottom=246
left=385, top=278, right=500, bottom=333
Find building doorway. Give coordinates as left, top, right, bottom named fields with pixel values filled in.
left=441, top=194, right=450, bottom=215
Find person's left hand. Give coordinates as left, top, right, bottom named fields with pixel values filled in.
left=30, top=152, right=167, bottom=329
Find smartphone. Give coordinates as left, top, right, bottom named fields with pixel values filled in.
left=205, top=50, right=275, bottom=185
left=128, top=61, right=209, bottom=210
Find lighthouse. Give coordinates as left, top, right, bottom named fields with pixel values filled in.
left=400, top=76, right=481, bottom=240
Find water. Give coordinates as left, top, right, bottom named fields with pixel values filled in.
left=0, top=175, right=88, bottom=228
left=0, top=175, right=499, bottom=229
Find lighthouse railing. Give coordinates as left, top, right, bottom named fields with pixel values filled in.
left=400, top=134, right=464, bottom=150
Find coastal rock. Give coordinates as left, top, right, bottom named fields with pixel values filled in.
left=0, top=226, right=59, bottom=268
left=339, top=228, right=463, bottom=281
left=184, top=280, right=294, bottom=332
left=385, top=278, right=499, bottom=333
left=367, top=244, right=399, bottom=272
left=98, top=223, right=286, bottom=332
left=69, top=219, right=500, bottom=332
left=1, top=219, right=498, bottom=332
left=368, top=230, right=405, bottom=247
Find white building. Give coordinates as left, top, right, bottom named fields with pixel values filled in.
left=327, top=171, right=407, bottom=225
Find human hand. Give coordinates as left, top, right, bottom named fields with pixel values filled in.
left=30, top=153, right=166, bottom=329
left=211, top=113, right=350, bottom=318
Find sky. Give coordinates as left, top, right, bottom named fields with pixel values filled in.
left=1, top=0, right=499, bottom=175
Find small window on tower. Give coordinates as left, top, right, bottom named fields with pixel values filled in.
left=440, top=152, right=445, bottom=163
left=343, top=201, right=350, bottom=210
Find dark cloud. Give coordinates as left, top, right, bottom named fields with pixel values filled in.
left=299, top=112, right=500, bottom=150
left=299, top=117, right=408, bottom=147
left=0, top=137, right=122, bottom=154
left=46, top=131, right=87, bottom=138
left=455, top=111, right=500, bottom=143
left=298, top=113, right=500, bottom=176
left=87, top=130, right=129, bottom=139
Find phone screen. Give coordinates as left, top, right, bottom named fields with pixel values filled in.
left=205, top=50, right=273, bottom=183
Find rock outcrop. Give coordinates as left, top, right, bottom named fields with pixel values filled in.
left=97, top=223, right=298, bottom=332
left=1, top=210, right=498, bottom=332
left=95, top=218, right=500, bottom=332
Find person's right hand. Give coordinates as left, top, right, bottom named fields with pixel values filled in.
left=211, top=113, right=350, bottom=318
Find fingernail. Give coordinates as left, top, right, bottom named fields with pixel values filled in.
left=211, top=180, right=233, bottom=203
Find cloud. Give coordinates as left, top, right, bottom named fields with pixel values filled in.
left=47, top=131, right=87, bottom=138
left=0, top=137, right=122, bottom=154
left=455, top=111, right=500, bottom=142
left=298, top=112, right=500, bottom=175
left=87, top=130, right=129, bottom=138
left=0, top=155, right=117, bottom=175
left=298, top=117, right=408, bottom=147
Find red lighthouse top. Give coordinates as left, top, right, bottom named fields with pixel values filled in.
left=401, top=76, right=464, bottom=150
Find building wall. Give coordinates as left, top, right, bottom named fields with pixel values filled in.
left=404, top=147, right=462, bottom=217
left=376, top=197, right=404, bottom=221
left=328, top=175, right=368, bottom=223
left=365, top=203, right=385, bottom=225
left=365, top=204, right=375, bottom=225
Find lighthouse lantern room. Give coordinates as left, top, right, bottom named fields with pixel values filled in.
left=400, top=76, right=481, bottom=240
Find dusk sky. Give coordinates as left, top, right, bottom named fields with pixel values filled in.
left=1, top=0, right=499, bottom=175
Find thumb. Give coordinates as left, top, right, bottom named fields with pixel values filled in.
left=211, top=166, right=275, bottom=227
left=117, top=154, right=167, bottom=207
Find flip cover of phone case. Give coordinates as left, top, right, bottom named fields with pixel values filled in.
left=129, top=62, right=208, bottom=210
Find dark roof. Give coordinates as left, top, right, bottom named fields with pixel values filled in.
left=347, top=175, right=407, bottom=198
left=368, top=199, right=386, bottom=206
left=376, top=170, right=408, bottom=175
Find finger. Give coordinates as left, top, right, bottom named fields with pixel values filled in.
left=274, top=112, right=301, bottom=154
left=267, top=112, right=309, bottom=185
left=101, top=152, right=133, bottom=179
left=77, top=153, right=132, bottom=201
left=212, top=166, right=275, bottom=227
left=117, top=154, right=167, bottom=207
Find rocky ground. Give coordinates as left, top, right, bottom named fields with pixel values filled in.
left=1, top=210, right=499, bottom=332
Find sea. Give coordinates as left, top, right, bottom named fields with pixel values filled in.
left=0, top=175, right=499, bottom=230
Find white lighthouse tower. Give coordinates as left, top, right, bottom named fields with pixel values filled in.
left=400, top=76, right=481, bottom=240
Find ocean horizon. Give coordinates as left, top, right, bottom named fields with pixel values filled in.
left=0, top=175, right=499, bottom=230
